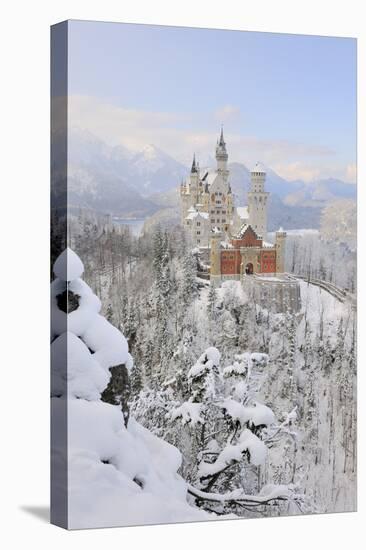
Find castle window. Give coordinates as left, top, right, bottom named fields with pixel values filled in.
left=197, top=231, right=201, bottom=235
left=197, top=239, right=201, bottom=244
left=211, top=219, right=215, bottom=223
left=197, top=222, right=201, bottom=226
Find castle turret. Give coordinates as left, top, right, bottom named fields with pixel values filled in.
left=215, top=127, right=228, bottom=175
left=275, top=227, right=287, bottom=273
left=190, top=153, right=200, bottom=204
left=248, top=162, right=269, bottom=239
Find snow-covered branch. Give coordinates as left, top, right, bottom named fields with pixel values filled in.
left=188, top=484, right=303, bottom=509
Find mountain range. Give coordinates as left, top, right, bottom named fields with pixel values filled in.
left=65, top=128, right=356, bottom=230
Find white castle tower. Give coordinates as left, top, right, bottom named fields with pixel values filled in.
left=248, top=162, right=269, bottom=239
left=275, top=227, right=287, bottom=273
left=215, top=127, right=229, bottom=179
left=189, top=153, right=200, bottom=204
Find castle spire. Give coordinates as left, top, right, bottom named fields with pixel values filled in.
left=219, top=125, right=225, bottom=146
left=215, top=126, right=228, bottom=170
left=191, top=153, right=198, bottom=174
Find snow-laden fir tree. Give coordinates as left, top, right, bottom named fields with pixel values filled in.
left=51, top=248, right=207, bottom=528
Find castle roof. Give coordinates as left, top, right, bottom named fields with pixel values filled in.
left=186, top=210, right=209, bottom=221
left=191, top=153, right=198, bottom=174
left=202, top=170, right=217, bottom=186
left=237, top=223, right=249, bottom=238
left=251, top=161, right=266, bottom=174
left=237, top=223, right=261, bottom=240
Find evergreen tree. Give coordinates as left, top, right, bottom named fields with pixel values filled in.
left=106, top=303, right=114, bottom=324
left=207, top=283, right=217, bottom=321
left=130, top=361, right=143, bottom=398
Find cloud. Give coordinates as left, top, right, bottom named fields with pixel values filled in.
left=214, top=104, right=242, bottom=123
left=272, top=162, right=322, bottom=182
left=345, top=163, right=357, bottom=183
left=273, top=161, right=358, bottom=183
left=68, top=95, right=351, bottom=181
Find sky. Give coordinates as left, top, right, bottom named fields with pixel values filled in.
left=67, top=20, right=357, bottom=183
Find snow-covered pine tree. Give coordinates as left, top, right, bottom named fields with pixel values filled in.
left=166, top=346, right=304, bottom=516
left=129, top=360, right=143, bottom=398
left=207, top=283, right=217, bottom=321
left=106, top=303, right=114, bottom=323
left=51, top=248, right=207, bottom=529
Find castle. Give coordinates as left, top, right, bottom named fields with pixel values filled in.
left=180, top=129, right=301, bottom=312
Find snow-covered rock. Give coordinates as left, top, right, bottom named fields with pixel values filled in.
left=53, top=398, right=207, bottom=528
left=51, top=249, right=208, bottom=528
left=53, top=247, right=84, bottom=281
left=51, top=332, right=110, bottom=400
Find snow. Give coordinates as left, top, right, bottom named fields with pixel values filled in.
left=299, top=280, right=351, bottom=343
left=188, top=483, right=291, bottom=503
left=51, top=270, right=129, bottom=371
left=221, top=398, right=275, bottom=427
left=188, top=347, right=221, bottom=379
left=198, top=428, right=267, bottom=477
left=223, top=360, right=246, bottom=377
left=51, top=249, right=208, bottom=529
left=238, top=223, right=249, bottom=237
left=205, top=347, right=221, bottom=365
left=55, top=398, right=208, bottom=528
left=236, top=206, right=249, bottom=220
left=186, top=210, right=209, bottom=220
left=257, top=483, right=292, bottom=499
left=51, top=332, right=110, bottom=400
left=223, top=353, right=267, bottom=378
left=216, top=280, right=249, bottom=306
left=238, top=429, right=268, bottom=465
left=232, top=381, right=248, bottom=400
left=82, top=315, right=129, bottom=370
left=251, top=161, right=266, bottom=174
left=248, top=403, right=276, bottom=426
left=170, top=402, right=204, bottom=426
left=53, top=247, right=84, bottom=281
left=250, top=352, right=269, bottom=364
left=51, top=278, right=101, bottom=338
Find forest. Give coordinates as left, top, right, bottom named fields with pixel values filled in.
left=53, top=210, right=357, bottom=525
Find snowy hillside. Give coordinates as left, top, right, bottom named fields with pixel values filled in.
left=66, top=221, right=356, bottom=522
left=51, top=249, right=208, bottom=528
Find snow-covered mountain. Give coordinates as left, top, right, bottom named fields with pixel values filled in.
left=284, top=178, right=356, bottom=207
left=130, top=144, right=187, bottom=195
left=67, top=128, right=187, bottom=217
left=65, top=128, right=356, bottom=224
